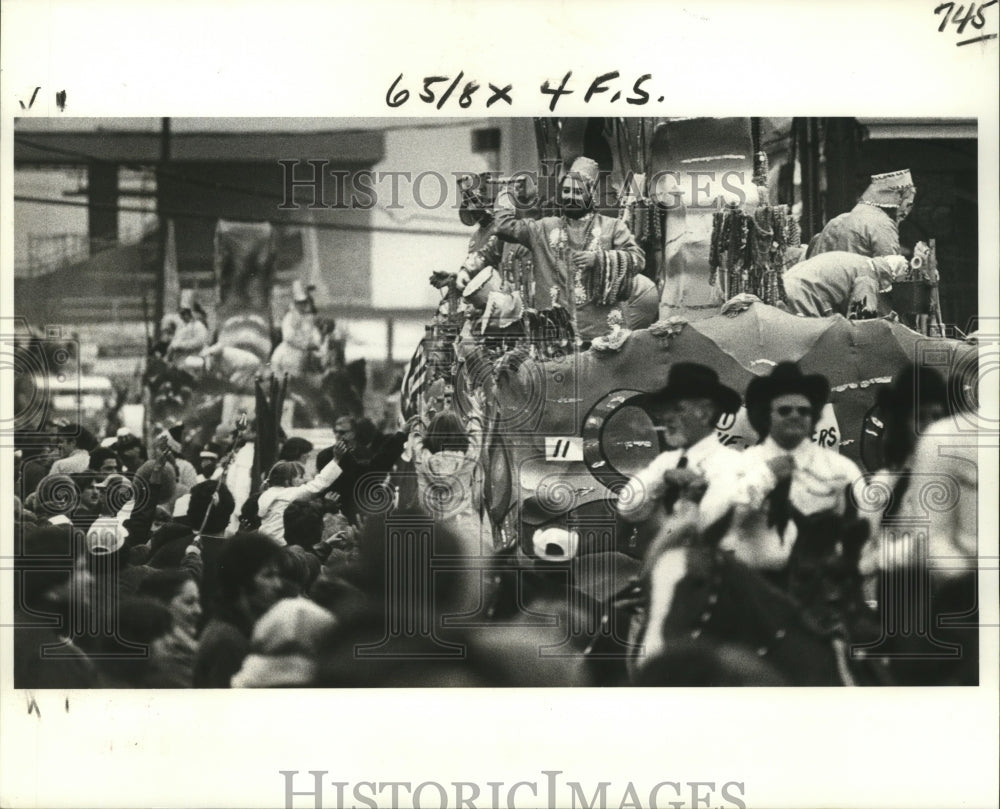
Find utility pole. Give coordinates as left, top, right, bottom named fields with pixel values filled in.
left=797, top=117, right=823, bottom=242
left=153, top=117, right=171, bottom=339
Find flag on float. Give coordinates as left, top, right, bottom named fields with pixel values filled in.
left=399, top=338, right=428, bottom=419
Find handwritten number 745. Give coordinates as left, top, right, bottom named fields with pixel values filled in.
left=935, top=1, right=994, bottom=33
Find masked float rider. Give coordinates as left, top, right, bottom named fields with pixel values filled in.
left=808, top=169, right=916, bottom=259
left=429, top=173, right=533, bottom=337
left=781, top=251, right=909, bottom=319
left=481, top=157, right=658, bottom=343
left=453, top=172, right=532, bottom=289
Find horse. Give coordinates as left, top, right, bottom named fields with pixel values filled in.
left=482, top=539, right=644, bottom=685
left=616, top=506, right=894, bottom=687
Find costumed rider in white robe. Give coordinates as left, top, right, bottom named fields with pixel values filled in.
left=270, top=280, right=322, bottom=378
left=168, top=289, right=210, bottom=366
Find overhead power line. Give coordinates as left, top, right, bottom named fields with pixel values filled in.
left=14, top=194, right=469, bottom=239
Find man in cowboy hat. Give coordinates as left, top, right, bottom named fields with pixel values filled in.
left=270, top=279, right=322, bottom=378
left=809, top=169, right=916, bottom=259
left=168, top=289, right=211, bottom=365
left=699, top=362, right=868, bottom=570
left=488, top=157, right=652, bottom=342
left=618, top=363, right=743, bottom=526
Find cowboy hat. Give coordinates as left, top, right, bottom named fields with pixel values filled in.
left=633, top=362, right=741, bottom=414
left=744, top=362, right=829, bottom=435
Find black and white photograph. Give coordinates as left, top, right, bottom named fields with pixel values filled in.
left=7, top=114, right=986, bottom=689
left=1, top=2, right=997, bottom=808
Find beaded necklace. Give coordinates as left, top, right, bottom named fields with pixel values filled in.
left=554, top=212, right=600, bottom=305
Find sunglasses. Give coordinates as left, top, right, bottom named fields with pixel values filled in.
left=773, top=405, right=813, bottom=417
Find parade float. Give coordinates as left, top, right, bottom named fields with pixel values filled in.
left=409, top=117, right=981, bottom=561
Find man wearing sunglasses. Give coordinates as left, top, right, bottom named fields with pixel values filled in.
left=699, top=362, right=867, bottom=570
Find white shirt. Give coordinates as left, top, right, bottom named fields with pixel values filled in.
left=699, top=436, right=867, bottom=568
left=225, top=442, right=257, bottom=535
left=257, top=458, right=342, bottom=545
left=618, top=432, right=741, bottom=523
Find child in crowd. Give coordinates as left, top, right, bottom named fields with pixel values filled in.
left=256, top=447, right=346, bottom=545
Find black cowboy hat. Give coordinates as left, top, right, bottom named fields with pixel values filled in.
left=744, top=362, right=829, bottom=435
left=634, top=362, right=742, bottom=414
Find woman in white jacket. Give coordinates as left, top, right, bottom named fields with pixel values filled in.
left=257, top=449, right=344, bottom=545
